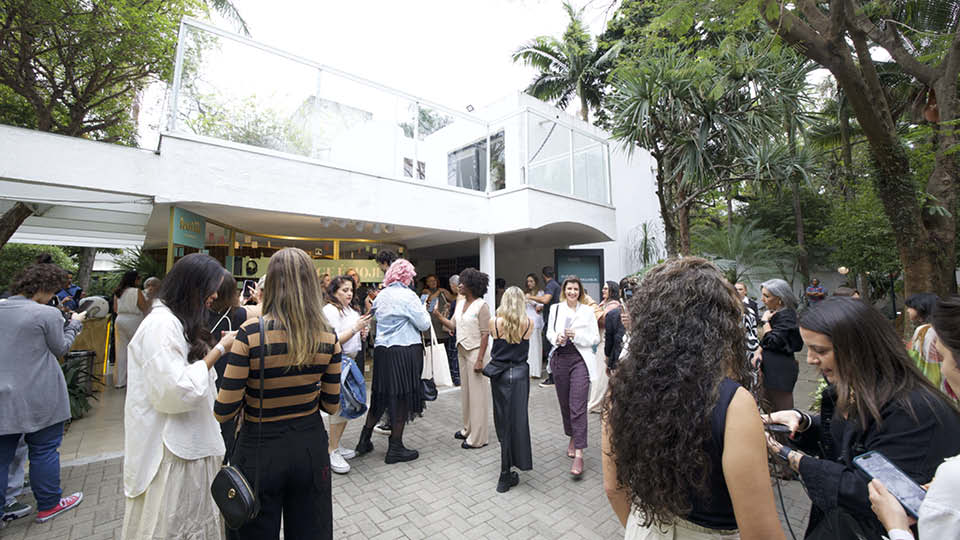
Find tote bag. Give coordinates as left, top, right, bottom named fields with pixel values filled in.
left=423, top=325, right=454, bottom=387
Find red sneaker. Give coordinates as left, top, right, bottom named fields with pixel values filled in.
left=35, top=492, right=83, bottom=523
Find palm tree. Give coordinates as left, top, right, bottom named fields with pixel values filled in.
left=208, top=0, right=250, bottom=35
left=693, top=222, right=790, bottom=285
left=512, top=2, right=620, bottom=121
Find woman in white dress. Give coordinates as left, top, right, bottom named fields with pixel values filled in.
left=113, top=271, right=148, bottom=389
left=122, top=254, right=235, bottom=540
left=588, top=281, right=620, bottom=412
left=524, top=273, right=544, bottom=378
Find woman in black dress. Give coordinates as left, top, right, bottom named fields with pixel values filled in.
left=484, top=286, right=535, bottom=493
left=755, top=278, right=803, bottom=410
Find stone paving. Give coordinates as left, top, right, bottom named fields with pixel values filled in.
left=3, top=356, right=820, bottom=539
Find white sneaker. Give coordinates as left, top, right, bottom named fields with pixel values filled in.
left=329, top=449, right=350, bottom=474
left=337, top=446, right=357, bottom=460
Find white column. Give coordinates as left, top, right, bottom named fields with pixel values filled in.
left=479, top=234, right=496, bottom=309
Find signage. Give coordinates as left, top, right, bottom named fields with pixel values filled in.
left=235, top=257, right=384, bottom=283
left=556, top=249, right=604, bottom=301
left=172, top=207, right=206, bottom=249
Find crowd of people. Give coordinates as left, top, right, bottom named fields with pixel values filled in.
left=1, top=250, right=959, bottom=540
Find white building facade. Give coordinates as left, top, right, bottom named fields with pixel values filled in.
left=1, top=18, right=660, bottom=303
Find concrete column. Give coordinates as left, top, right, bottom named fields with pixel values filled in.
left=479, top=234, right=496, bottom=309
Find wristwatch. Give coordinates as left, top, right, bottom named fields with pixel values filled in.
left=778, top=445, right=792, bottom=461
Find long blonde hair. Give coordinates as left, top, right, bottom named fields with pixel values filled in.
left=495, top=286, right=527, bottom=344
left=262, top=248, right=331, bottom=367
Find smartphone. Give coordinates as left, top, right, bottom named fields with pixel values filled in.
left=368, top=307, right=377, bottom=317
left=853, top=451, right=926, bottom=518
left=420, top=293, right=429, bottom=304
left=241, top=279, right=257, bottom=298
left=764, top=423, right=792, bottom=434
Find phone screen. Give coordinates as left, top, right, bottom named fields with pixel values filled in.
left=241, top=280, right=257, bottom=298
left=853, top=451, right=926, bottom=518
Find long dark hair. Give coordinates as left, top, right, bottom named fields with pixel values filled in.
left=604, top=280, right=620, bottom=301
left=932, top=295, right=960, bottom=356
left=604, top=257, right=752, bottom=528
left=326, top=275, right=355, bottom=313
left=799, top=297, right=958, bottom=428
left=525, top=273, right=539, bottom=292
left=158, top=254, right=224, bottom=362
left=209, top=270, right=238, bottom=313
left=114, top=270, right=139, bottom=300
left=906, top=293, right=939, bottom=323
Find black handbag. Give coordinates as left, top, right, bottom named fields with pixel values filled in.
left=421, top=378, right=438, bottom=401
left=211, top=318, right=266, bottom=530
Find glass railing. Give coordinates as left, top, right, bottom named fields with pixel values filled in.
left=168, top=19, right=610, bottom=204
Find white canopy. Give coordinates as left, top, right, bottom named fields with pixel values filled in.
left=0, top=180, right=153, bottom=250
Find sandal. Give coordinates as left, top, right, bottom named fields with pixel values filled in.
left=571, top=455, right=583, bottom=478
left=567, top=439, right=575, bottom=458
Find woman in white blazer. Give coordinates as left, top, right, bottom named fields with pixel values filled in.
left=545, top=276, right=600, bottom=478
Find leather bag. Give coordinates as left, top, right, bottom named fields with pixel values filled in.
left=211, top=318, right=266, bottom=530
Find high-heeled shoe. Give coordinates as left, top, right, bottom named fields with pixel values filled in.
left=571, top=455, right=583, bottom=478
left=567, top=439, right=575, bottom=458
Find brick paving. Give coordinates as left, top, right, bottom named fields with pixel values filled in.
left=3, top=356, right=820, bottom=539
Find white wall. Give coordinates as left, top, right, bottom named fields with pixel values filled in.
left=572, top=144, right=661, bottom=283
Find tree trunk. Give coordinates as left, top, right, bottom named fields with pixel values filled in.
left=0, top=202, right=34, bottom=250
left=759, top=1, right=959, bottom=298
left=580, top=93, right=589, bottom=123
left=838, top=96, right=854, bottom=201
left=791, top=180, right=809, bottom=283
left=676, top=186, right=691, bottom=256
left=75, top=247, right=97, bottom=291
left=726, top=185, right=734, bottom=230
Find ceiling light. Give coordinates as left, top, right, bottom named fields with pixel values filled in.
left=372, top=224, right=382, bottom=234
left=466, top=104, right=474, bottom=112
left=354, top=221, right=365, bottom=232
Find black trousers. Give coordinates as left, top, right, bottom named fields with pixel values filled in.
left=227, top=414, right=332, bottom=540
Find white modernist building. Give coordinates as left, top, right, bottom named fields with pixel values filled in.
left=0, top=18, right=660, bottom=303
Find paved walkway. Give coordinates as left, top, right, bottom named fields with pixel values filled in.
left=3, top=356, right=819, bottom=539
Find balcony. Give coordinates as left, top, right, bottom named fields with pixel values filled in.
left=167, top=18, right=612, bottom=206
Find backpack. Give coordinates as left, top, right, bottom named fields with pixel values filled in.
left=338, top=355, right=367, bottom=419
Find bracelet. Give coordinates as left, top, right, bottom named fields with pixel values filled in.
left=214, top=343, right=226, bottom=356
left=778, top=445, right=792, bottom=461
left=793, top=409, right=812, bottom=432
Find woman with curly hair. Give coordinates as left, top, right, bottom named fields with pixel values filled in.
left=603, top=257, right=785, bottom=539
left=0, top=263, right=86, bottom=524
left=433, top=267, right=492, bottom=449
left=484, top=286, right=536, bottom=493
left=355, top=258, right=431, bottom=463
left=546, top=276, right=600, bottom=478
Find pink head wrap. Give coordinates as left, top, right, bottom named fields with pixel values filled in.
left=383, top=258, right=416, bottom=287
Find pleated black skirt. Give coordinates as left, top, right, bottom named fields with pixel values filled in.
left=371, top=344, right=424, bottom=423
left=490, top=361, right=533, bottom=472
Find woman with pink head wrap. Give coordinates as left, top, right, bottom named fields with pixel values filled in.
left=354, top=258, right=431, bottom=464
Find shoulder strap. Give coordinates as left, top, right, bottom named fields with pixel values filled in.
left=494, top=317, right=501, bottom=339
left=255, top=317, right=265, bottom=497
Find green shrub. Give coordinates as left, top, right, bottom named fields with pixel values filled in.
left=0, top=244, right=75, bottom=292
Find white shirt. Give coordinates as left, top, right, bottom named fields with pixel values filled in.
left=123, top=301, right=224, bottom=498
left=545, top=301, right=601, bottom=381
left=322, top=303, right=361, bottom=357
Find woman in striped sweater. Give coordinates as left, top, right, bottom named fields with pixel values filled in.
left=215, top=248, right=341, bottom=540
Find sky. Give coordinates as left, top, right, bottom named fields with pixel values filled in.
left=216, top=0, right=620, bottom=111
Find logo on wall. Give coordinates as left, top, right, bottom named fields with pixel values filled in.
left=245, top=260, right=258, bottom=276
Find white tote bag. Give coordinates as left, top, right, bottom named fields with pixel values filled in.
left=423, top=325, right=454, bottom=387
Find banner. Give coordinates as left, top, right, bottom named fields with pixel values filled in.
left=172, top=207, right=206, bottom=249
left=235, top=256, right=384, bottom=283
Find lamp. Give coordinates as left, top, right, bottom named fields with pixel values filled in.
left=838, top=266, right=849, bottom=275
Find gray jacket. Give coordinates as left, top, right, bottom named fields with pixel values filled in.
left=0, top=295, right=82, bottom=434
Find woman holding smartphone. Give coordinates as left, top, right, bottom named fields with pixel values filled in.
left=545, top=276, right=599, bottom=478
left=764, top=297, right=960, bottom=538
left=868, top=294, right=960, bottom=540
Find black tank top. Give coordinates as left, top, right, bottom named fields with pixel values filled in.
left=687, top=377, right=741, bottom=530
left=490, top=319, right=530, bottom=364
